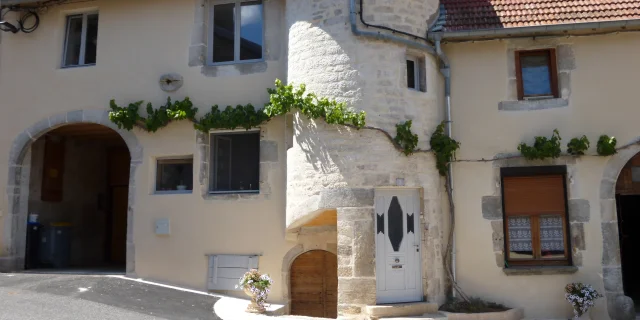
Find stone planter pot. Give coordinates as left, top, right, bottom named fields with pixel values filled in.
left=442, top=307, right=524, bottom=320
left=243, top=287, right=266, bottom=314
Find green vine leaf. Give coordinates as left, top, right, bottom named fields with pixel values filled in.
left=430, top=122, right=460, bottom=176
left=394, top=120, right=419, bottom=156
left=597, top=135, right=617, bottom=156
left=517, top=129, right=562, bottom=160
left=109, top=79, right=366, bottom=133
left=567, top=135, right=590, bottom=156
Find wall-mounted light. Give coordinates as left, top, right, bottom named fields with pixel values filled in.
left=0, top=20, right=19, bottom=33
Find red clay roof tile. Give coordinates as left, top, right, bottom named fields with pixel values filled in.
left=435, top=0, right=640, bottom=31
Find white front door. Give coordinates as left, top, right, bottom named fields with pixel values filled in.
left=374, top=189, right=423, bottom=304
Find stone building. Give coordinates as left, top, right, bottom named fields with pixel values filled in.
left=0, top=0, right=640, bottom=319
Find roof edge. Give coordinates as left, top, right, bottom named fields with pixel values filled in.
left=429, top=19, right=640, bottom=42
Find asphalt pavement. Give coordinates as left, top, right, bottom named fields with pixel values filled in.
left=0, top=273, right=221, bottom=320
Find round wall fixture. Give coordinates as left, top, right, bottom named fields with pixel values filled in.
left=159, top=73, right=184, bottom=92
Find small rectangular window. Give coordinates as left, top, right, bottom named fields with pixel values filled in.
left=209, top=0, right=264, bottom=65
left=406, top=58, right=418, bottom=90
left=515, top=49, right=558, bottom=100
left=63, top=13, right=99, bottom=67
left=406, top=55, right=426, bottom=92
left=501, top=166, right=570, bottom=267
left=155, top=158, right=193, bottom=193
left=210, top=131, right=260, bottom=193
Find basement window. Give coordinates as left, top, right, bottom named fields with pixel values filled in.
left=406, top=55, right=426, bottom=92
left=209, top=131, right=260, bottom=193
left=62, top=12, right=99, bottom=67
left=155, top=157, right=194, bottom=194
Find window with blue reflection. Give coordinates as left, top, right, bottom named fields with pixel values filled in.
left=240, top=1, right=263, bottom=61
left=521, top=53, right=552, bottom=97
left=210, top=0, right=263, bottom=64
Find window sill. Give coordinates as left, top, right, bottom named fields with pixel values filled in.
left=206, top=59, right=264, bottom=67
left=154, top=190, right=192, bottom=195
left=203, top=191, right=261, bottom=201
left=503, top=266, right=578, bottom=276
left=499, top=98, right=568, bottom=111
left=209, top=190, right=259, bottom=195
left=60, top=64, right=96, bottom=69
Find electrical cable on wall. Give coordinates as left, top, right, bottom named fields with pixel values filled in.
left=0, top=0, right=74, bottom=34
left=0, top=7, right=40, bottom=33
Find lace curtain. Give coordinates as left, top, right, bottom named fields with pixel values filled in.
left=508, top=217, right=532, bottom=252
left=540, top=215, right=565, bottom=252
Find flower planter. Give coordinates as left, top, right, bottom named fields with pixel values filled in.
left=243, top=287, right=266, bottom=314
left=441, top=308, right=524, bottom=320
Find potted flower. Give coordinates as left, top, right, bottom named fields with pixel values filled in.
left=237, top=269, right=273, bottom=314
left=565, top=282, right=603, bottom=319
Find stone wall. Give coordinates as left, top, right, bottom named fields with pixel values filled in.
left=285, top=0, right=446, bottom=316
left=361, top=0, right=439, bottom=37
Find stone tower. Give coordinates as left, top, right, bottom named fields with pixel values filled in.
left=284, top=0, right=447, bottom=317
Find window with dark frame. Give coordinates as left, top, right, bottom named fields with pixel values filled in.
left=515, top=49, right=559, bottom=100
left=210, top=131, right=260, bottom=193
left=63, top=13, right=99, bottom=67
left=209, top=0, right=264, bottom=64
left=406, top=58, right=418, bottom=90
left=155, top=158, right=194, bottom=193
left=501, top=166, right=570, bottom=267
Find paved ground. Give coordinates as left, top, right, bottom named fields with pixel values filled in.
left=0, top=273, right=221, bottom=320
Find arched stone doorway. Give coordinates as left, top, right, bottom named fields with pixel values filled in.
left=290, top=250, right=338, bottom=318
left=600, top=144, right=640, bottom=319
left=1, top=110, right=141, bottom=274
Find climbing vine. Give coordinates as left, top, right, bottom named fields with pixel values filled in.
left=430, top=122, right=461, bottom=176
left=109, top=79, right=366, bottom=133
left=517, top=129, right=562, bottom=160
left=597, top=135, right=617, bottom=156
left=394, top=121, right=419, bottom=156
left=567, top=135, right=590, bottom=156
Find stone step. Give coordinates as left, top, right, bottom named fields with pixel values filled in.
left=365, top=302, right=440, bottom=319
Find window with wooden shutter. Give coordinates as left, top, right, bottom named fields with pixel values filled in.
left=501, top=166, right=570, bottom=266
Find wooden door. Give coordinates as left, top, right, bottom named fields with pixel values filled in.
left=290, top=250, right=338, bottom=318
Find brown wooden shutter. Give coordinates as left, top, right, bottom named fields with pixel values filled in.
left=503, top=175, right=565, bottom=216
left=41, top=136, right=65, bottom=202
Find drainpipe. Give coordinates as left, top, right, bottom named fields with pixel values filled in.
left=348, top=0, right=436, bottom=55
left=434, top=35, right=456, bottom=295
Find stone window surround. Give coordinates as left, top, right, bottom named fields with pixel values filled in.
left=196, top=128, right=278, bottom=201
left=481, top=156, right=586, bottom=274
left=0, top=110, right=142, bottom=275
left=188, top=0, right=279, bottom=77
left=499, top=39, right=575, bottom=111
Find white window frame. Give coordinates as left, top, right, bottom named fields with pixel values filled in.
left=209, top=129, right=261, bottom=194
left=207, top=0, right=265, bottom=66
left=62, top=12, right=98, bottom=68
left=154, top=156, right=194, bottom=195
left=406, top=56, right=420, bottom=91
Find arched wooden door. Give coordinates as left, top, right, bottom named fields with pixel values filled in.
left=290, top=250, right=338, bottom=318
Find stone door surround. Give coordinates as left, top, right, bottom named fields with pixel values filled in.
left=1, top=109, right=142, bottom=275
